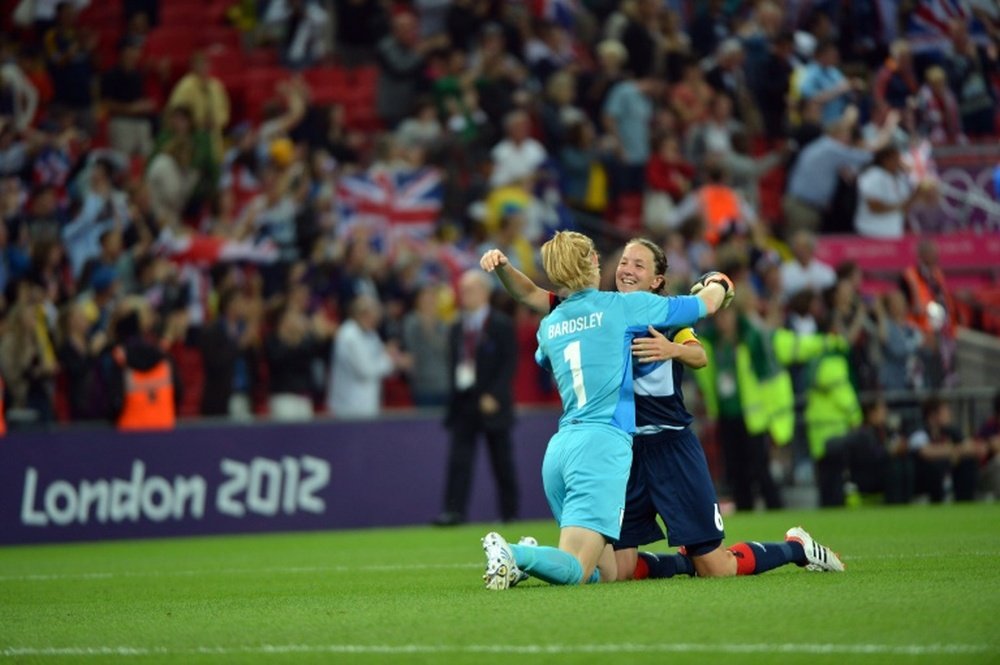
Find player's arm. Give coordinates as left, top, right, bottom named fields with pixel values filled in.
left=480, top=248, right=552, bottom=314
left=689, top=271, right=734, bottom=315
left=632, top=326, right=707, bottom=367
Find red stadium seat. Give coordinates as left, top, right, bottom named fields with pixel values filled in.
left=143, top=28, right=199, bottom=67
left=160, top=3, right=210, bottom=27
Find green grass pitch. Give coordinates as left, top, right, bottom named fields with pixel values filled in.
left=1, top=503, right=998, bottom=664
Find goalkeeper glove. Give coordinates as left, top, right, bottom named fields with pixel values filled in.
left=690, top=271, right=735, bottom=309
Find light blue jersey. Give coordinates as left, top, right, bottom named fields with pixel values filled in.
left=535, top=289, right=706, bottom=434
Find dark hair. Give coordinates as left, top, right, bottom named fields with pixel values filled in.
left=993, top=390, right=1000, bottom=415
left=922, top=395, right=945, bottom=420
left=625, top=237, right=668, bottom=294
left=835, top=260, right=859, bottom=282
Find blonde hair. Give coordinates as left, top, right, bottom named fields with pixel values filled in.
left=541, top=231, right=598, bottom=291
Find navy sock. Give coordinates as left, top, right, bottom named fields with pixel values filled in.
left=729, top=541, right=806, bottom=575
left=636, top=551, right=696, bottom=579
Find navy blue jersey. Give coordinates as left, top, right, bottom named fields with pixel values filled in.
left=633, top=327, right=700, bottom=434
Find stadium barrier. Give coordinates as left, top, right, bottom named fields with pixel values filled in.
left=0, top=410, right=560, bottom=546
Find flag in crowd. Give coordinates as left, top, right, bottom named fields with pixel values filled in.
left=335, top=167, right=444, bottom=244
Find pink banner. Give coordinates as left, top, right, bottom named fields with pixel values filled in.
left=816, top=233, right=1000, bottom=292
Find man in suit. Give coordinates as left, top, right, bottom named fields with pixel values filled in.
left=434, top=270, right=519, bottom=526
left=200, top=288, right=258, bottom=419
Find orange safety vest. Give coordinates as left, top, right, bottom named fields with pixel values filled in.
left=902, top=265, right=955, bottom=336
left=698, top=184, right=741, bottom=245
left=114, top=347, right=176, bottom=431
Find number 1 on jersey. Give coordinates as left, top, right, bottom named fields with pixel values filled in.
left=563, top=340, right=588, bottom=408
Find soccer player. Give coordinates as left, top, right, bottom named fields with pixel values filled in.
left=479, top=231, right=733, bottom=590
left=482, top=238, right=844, bottom=583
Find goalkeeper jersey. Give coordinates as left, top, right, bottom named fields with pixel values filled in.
left=535, top=289, right=705, bottom=434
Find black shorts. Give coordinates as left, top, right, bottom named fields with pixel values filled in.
left=615, top=427, right=725, bottom=550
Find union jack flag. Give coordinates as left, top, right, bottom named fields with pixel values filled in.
left=531, top=0, right=578, bottom=28
left=335, top=167, right=443, bottom=243
left=906, top=0, right=990, bottom=52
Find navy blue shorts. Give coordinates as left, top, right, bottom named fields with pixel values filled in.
left=615, top=427, right=725, bottom=550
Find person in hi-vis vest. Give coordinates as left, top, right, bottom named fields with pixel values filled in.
left=106, top=297, right=180, bottom=431
left=695, top=305, right=785, bottom=512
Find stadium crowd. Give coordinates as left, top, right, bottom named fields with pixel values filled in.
left=1, top=0, right=998, bottom=504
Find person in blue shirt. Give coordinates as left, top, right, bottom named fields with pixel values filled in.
left=479, top=231, right=733, bottom=590
left=483, top=237, right=846, bottom=587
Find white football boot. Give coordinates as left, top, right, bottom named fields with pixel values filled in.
left=785, top=526, right=845, bottom=572
left=509, top=536, right=537, bottom=587
left=482, top=532, right=521, bottom=590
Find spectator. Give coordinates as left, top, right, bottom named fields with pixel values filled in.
left=434, top=270, right=518, bottom=526
left=753, top=30, right=795, bottom=140
left=909, top=396, right=982, bottom=503
left=557, top=118, right=605, bottom=214
left=901, top=239, right=956, bottom=338
left=838, top=398, right=913, bottom=504
left=375, top=11, right=445, bottom=129
left=706, top=38, right=761, bottom=136
left=101, top=40, right=156, bottom=158
left=686, top=92, right=741, bottom=166
left=783, top=108, right=892, bottom=235
left=780, top=230, right=835, bottom=300
left=695, top=305, right=784, bottom=512
left=396, top=97, right=443, bottom=153
left=334, top=0, right=387, bottom=65
left=264, top=0, right=330, bottom=70
left=643, top=132, right=693, bottom=231
left=56, top=300, right=106, bottom=421
left=105, top=296, right=180, bottom=431
left=668, top=162, right=754, bottom=246
left=579, top=37, right=627, bottom=129
left=872, top=289, right=923, bottom=392
left=803, top=318, right=861, bottom=507
left=0, top=298, right=57, bottom=425
left=489, top=109, right=547, bottom=189
left=917, top=66, right=965, bottom=145
left=524, top=20, right=574, bottom=85
left=327, top=293, right=403, bottom=418
left=854, top=145, right=929, bottom=239
left=603, top=62, right=656, bottom=196
left=264, top=295, right=331, bottom=421
left=621, top=0, right=662, bottom=79
left=167, top=52, right=231, bottom=163
left=798, top=39, right=858, bottom=127
left=200, top=288, right=260, bottom=419
left=401, top=283, right=450, bottom=408
left=43, top=2, right=97, bottom=124
left=670, top=57, right=713, bottom=131
left=538, top=70, right=584, bottom=151
left=873, top=40, right=918, bottom=123
left=145, top=106, right=205, bottom=225
left=468, top=23, right=527, bottom=131
left=62, top=158, right=129, bottom=279
left=688, top=0, right=728, bottom=59
left=0, top=41, right=40, bottom=131
left=975, top=392, right=1000, bottom=499
left=942, top=19, right=997, bottom=137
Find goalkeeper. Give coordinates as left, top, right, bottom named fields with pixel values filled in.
left=482, top=238, right=844, bottom=582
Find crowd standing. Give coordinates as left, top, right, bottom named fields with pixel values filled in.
left=1, top=0, right=998, bottom=505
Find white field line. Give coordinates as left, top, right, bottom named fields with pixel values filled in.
left=0, top=643, right=995, bottom=658
left=1, top=551, right=996, bottom=583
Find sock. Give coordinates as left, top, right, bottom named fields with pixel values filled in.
left=728, top=541, right=806, bottom=575
left=586, top=568, right=600, bottom=584
left=635, top=551, right=695, bottom=579
left=510, top=544, right=584, bottom=585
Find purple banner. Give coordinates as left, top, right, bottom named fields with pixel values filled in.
left=0, top=411, right=560, bottom=545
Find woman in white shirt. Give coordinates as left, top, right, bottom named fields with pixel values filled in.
left=853, top=145, right=927, bottom=238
